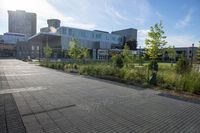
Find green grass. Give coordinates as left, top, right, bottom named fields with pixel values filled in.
left=40, top=61, right=200, bottom=95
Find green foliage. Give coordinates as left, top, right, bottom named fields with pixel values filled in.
left=112, top=54, right=124, bottom=68
left=148, top=60, right=158, bottom=71
left=81, top=48, right=90, bottom=59
left=145, top=21, right=167, bottom=60
left=196, top=41, right=200, bottom=63
left=136, top=55, right=144, bottom=66
left=166, top=45, right=176, bottom=64
left=44, top=46, right=52, bottom=58
left=176, top=55, right=191, bottom=74
left=68, top=39, right=82, bottom=60
left=122, top=44, right=134, bottom=66
left=68, top=39, right=90, bottom=60
left=40, top=60, right=200, bottom=95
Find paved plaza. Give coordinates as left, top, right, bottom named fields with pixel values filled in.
left=0, top=59, right=200, bottom=133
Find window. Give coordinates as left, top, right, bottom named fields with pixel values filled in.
left=106, top=36, right=109, bottom=41
left=37, top=46, right=39, bottom=51
left=32, top=46, right=34, bottom=50
left=68, top=29, right=72, bottom=36
left=80, top=31, right=86, bottom=37
left=112, top=37, right=116, bottom=41
left=92, top=33, right=95, bottom=39
left=96, top=34, right=102, bottom=39
left=63, top=28, right=66, bottom=34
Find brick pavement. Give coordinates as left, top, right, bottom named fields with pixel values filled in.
left=0, top=59, right=200, bottom=133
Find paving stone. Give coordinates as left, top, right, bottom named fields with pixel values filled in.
left=0, top=59, right=200, bottom=133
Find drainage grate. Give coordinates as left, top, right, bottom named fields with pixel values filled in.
left=22, top=104, right=76, bottom=117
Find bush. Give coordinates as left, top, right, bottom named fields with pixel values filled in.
left=112, top=54, right=124, bottom=68
left=175, top=72, right=200, bottom=94
left=176, top=55, right=191, bottom=74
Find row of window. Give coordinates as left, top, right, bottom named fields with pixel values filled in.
left=59, top=27, right=122, bottom=43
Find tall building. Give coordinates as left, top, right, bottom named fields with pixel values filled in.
left=8, top=10, right=37, bottom=37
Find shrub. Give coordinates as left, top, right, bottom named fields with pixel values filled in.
left=176, top=55, right=191, bottom=74
left=112, top=54, right=124, bottom=68
left=175, top=72, right=200, bottom=94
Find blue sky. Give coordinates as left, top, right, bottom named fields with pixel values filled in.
left=0, top=0, right=200, bottom=47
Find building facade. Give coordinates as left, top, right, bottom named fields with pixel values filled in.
left=8, top=10, right=36, bottom=37
left=19, top=18, right=137, bottom=60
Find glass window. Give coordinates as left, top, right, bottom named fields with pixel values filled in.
left=68, top=29, right=72, bottom=36
left=63, top=28, right=66, bottom=34
left=112, top=37, right=116, bottom=41
left=96, top=34, right=102, bottom=39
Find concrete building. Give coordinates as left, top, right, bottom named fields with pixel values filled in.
left=2, top=32, right=27, bottom=44
left=137, top=46, right=198, bottom=62
left=8, top=10, right=36, bottom=37
left=17, top=18, right=137, bottom=60
left=0, top=32, right=27, bottom=57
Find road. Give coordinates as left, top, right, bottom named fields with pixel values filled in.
left=0, top=59, right=200, bottom=133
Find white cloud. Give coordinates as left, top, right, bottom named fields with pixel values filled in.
left=137, top=29, right=198, bottom=48
left=0, top=0, right=96, bottom=33
left=167, top=35, right=198, bottom=47
left=137, top=29, right=150, bottom=47
left=175, top=8, right=194, bottom=29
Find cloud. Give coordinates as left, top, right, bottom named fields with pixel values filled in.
left=175, top=8, right=194, bottom=29
left=0, top=0, right=96, bottom=33
left=137, top=29, right=198, bottom=48
left=167, top=35, right=198, bottom=47
left=137, top=29, right=150, bottom=47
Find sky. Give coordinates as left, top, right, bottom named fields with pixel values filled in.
left=0, top=0, right=200, bottom=47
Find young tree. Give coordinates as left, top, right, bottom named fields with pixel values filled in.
left=196, top=41, right=200, bottom=64
left=122, top=44, right=133, bottom=67
left=68, top=39, right=81, bottom=60
left=166, top=45, right=176, bottom=66
left=44, top=46, right=52, bottom=59
left=81, top=48, right=90, bottom=63
left=145, top=21, right=167, bottom=85
left=68, top=39, right=90, bottom=62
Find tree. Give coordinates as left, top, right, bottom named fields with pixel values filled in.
left=145, top=21, right=167, bottom=85
left=81, top=48, right=89, bottom=59
left=196, top=41, right=200, bottom=64
left=68, top=39, right=82, bottom=60
left=176, top=54, right=191, bottom=74
left=68, top=39, right=90, bottom=61
left=122, top=43, right=133, bottom=67
left=44, top=46, right=52, bottom=59
left=166, top=45, right=176, bottom=66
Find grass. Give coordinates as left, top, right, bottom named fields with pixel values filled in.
left=39, top=61, right=200, bottom=95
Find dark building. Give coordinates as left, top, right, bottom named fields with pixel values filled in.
left=112, top=28, right=137, bottom=50
left=8, top=10, right=37, bottom=37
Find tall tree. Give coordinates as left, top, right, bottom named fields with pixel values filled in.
left=145, top=21, right=167, bottom=85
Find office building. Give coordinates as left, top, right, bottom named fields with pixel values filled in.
left=8, top=10, right=36, bottom=37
